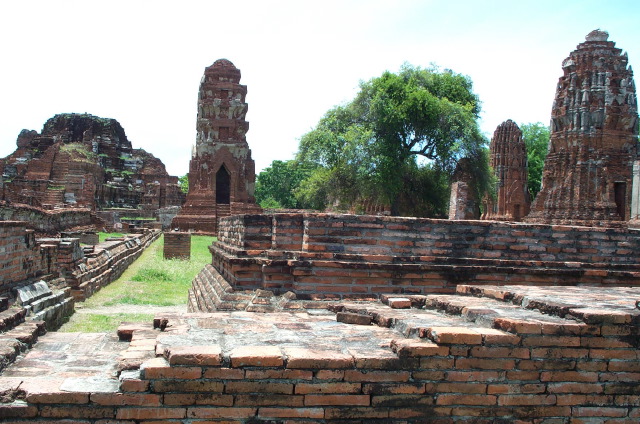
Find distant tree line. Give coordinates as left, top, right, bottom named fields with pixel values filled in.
left=211, top=64, right=550, bottom=216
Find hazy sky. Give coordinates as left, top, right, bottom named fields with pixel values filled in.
left=1, top=1, right=639, bottom=176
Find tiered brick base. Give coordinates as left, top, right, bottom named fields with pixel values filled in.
left=205, top=213, right=640, bottom=300
left=1, top=285, right=639, bottom=422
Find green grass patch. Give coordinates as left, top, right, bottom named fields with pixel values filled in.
left=79, top=234, right=213, bottom=308
left=60, top=313, right=154, bottom=332
left=59, top=234, right=215, bottom=332
left=99, top=232, right=125, bottom=243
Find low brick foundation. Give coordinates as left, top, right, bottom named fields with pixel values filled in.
left=1, top=285, right=639, bottom=422
left=204, top=213, right=640, bottom=301
left=0, top=202, right=98, bottom=234
left=164, top=232, right=191, bottom=260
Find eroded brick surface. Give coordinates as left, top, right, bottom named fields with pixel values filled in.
left=1, top=285, right=639, bottom=422
left=527, top=30, right=638, bottom=225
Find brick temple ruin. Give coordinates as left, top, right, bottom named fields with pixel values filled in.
left=0, top=113, right=185, bottom=232
left=481, top=120, right=530, bottom=222
left=172, top=59, right=261, bottom=234
left=527, top=30, right=638, bottom=226
left=2, top=31, right=640, bottom=423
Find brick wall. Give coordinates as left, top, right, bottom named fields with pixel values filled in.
left=207, top=213, right=640, bottom=298
left=164, top=232, right=191, bottom=260
left=0, top=222, right=47, bottom=298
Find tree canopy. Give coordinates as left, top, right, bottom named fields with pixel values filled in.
left=293, top=64, right=492, bottom=216
left=520, top=122, right=550, bottom=199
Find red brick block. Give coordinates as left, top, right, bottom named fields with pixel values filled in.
left=295, top=382, right=361, bottom=394
left=426, top=382, right=487, bottom=394
left=225, top=381, right=293, bottom=394
left=391, top=339, right=450, bottom=357
left=363, top=383, right=425, bottom=395
left=202, top=367, right=245, bottom=380
left=540, top=371, right=598, bottom=383
left=284, top=347, right=354, bottom=369
left=229, top=345, right=283, bottom=367
left=116, top=407, right=186, bottom=420
left=344, top=370, right=411, bottom=383
left=151, top=380, right=224, bottom=393
left=497, top=394, right=556, bottom=406
left=436, top=394, right=497, bottom=405
left=455, top=358, right=516, bottom=370
left=163, top=393, right=234, bottom=406
left=244, top=369, right=312, bottom=380
left=304, top=394, right=370, bottom=406
left=90, top=393, right=161, bottom=406
left=425, top=327, right=483, bottom=345
left=234, top=394, right=304, bottom=407
left=258, top=407, right=324, bottom=419
left=324, top=406, right=389, bottom=419
left=166, top=345, right=223, bottom=366
left=187, top=407, right=257, bottom=419
left=0, top=402, right=38, bottom=418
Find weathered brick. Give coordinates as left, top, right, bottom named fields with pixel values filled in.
left=436, top=394, right=497, bottom=405
left=116, top=407, right=186, bottom=420
left=284, top=347, right=354, bottom=369
left=304, top=394, right=370, bottom=406
left=187, top=407, right=257, bottom=419
left=225, top=381, right=293, bottom=394
left=295, top=382, right=361, bottom=394
left=229, top=345, right=283, bottom=367
left=258, top=407, right=324, bottom=419
left=497, top=394, right=556, bottom=406
left=166, top=345, right=223, bottom=366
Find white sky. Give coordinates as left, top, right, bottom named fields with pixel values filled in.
left=1, top=0, right=639, bottom=176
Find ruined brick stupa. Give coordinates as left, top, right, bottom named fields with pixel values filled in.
left=482, top=119, right=530, bottom=221
left=0, top=113, right=184, bottom=212
left=526, top=30, right=638, bottom=225
left=172, top=59, right=261, bottom=233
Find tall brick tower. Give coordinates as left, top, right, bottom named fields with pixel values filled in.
left=172, top=59, right=261, bottom=234
left=526, top=30, right=638, bottom=225
left=482, top=119, right=530, bottom=221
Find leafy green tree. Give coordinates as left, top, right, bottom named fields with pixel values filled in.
left=297, top=64, right=491, bottom=216
left=178, top=174, right=189, bottom=194
left=255, top=160, right=316, bottom=209
left=520, top=123, right=550, bottom=199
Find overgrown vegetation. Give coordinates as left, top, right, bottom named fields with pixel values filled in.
left=521, top=122, right=550, bottom=200
left=59, top=234, right=214, bottom=332
left=60, top=313, right=154, bottom=332
left=256, top=64, right=493, bottom=217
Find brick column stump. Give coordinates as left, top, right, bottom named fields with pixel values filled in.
left=164, top=232, right=191, bottom=260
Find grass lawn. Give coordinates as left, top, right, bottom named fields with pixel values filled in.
left=59, top=234, right=214, bottom=332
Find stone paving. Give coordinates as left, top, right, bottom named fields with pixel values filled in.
left=0, top=332, right=125, bottom=396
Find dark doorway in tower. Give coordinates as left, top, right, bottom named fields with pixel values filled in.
left=614, top=182, right=626, bottom=220
left=216, top=166, right=231, bottom=204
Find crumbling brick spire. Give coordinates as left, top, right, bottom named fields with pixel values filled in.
left=172, top=59, right=261, bottom=234
left=526, top=30, right=638, bottom=225
left=482, top=119, right=530, bottom=221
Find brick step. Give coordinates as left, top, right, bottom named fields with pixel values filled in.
left=334, top=289, right=598, bottom=347
left=0, top=320, right=46, bottom=372
left=0, top=307, right=27, bottom=333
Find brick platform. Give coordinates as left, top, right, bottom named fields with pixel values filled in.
left=1, top=285, right=639, bottom=422
left=203, top=213, right=640, bottom=301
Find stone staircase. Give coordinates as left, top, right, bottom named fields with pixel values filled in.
left=332, top=284, right=640, bottom=350
left=0, top=303, right=46, bottom=373
left=0, top=279, right=75, bottom=372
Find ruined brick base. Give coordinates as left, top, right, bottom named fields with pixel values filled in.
left=202, top=213, right=640, bottom=301
left=1, top=285, right=639, bottom=422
